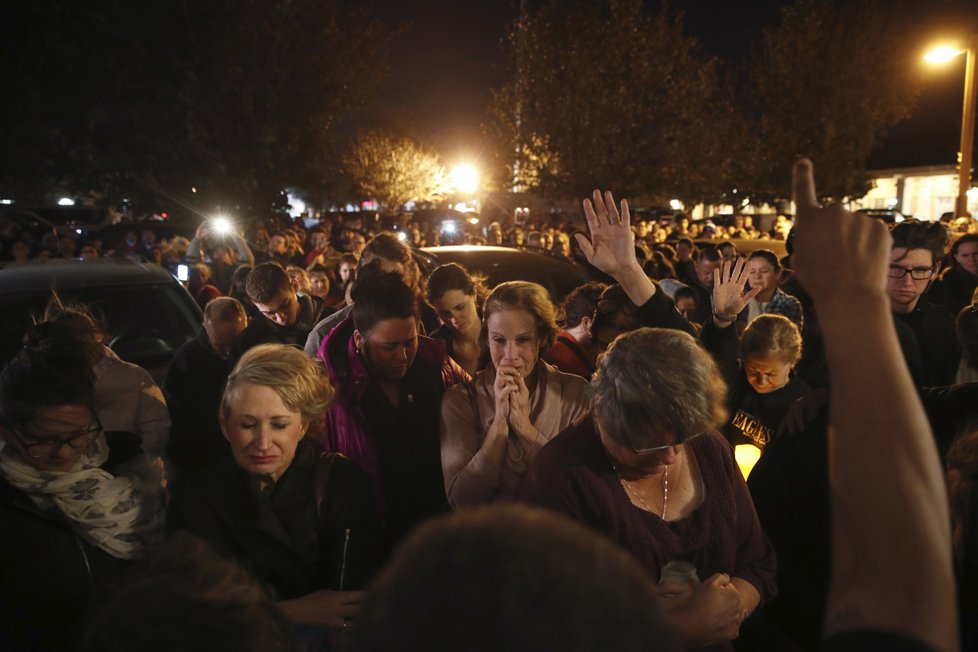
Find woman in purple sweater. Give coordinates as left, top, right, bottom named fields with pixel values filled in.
left=520, top=325, right=776, bottom=650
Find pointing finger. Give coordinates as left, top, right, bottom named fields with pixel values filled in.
left=792, top=158, right=819, bottom=213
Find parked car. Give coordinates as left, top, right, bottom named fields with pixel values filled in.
left=415, top=245, right=596, bottom=303
left=0, top=258, right=202, bottom=384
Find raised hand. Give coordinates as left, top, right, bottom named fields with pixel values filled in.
left=576, top=189, right=639, bottom=279
left=712, top=258, right=762, bottom=318
left=791, top=159, right=890, bottom=312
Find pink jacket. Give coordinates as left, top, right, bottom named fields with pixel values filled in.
left=316, top=316, right=469, bottom=512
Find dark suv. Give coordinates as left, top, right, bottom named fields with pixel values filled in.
left=0, top=259, right=202, bottom=383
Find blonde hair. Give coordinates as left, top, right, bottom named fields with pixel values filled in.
left=221, top=344, right=334, bottom=440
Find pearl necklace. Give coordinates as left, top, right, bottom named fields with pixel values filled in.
left=614, top=465, right=669, bottom=519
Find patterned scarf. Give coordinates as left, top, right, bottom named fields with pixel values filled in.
left=0, top=434, right=164, bottom=560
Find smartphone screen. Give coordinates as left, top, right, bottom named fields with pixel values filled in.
left=176, top=264, right=189, bottom=282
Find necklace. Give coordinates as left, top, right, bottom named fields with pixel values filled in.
left=614, top=465, right=669, bottom=519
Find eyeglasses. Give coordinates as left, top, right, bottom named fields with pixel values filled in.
left=622, top=431, right=700, bottom=454
left=887, top=264, right=935, bottom=281
left=5, top=415, right=103, bottom=459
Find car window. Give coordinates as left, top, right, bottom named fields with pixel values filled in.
left=0, top=284, right=199, bottom=380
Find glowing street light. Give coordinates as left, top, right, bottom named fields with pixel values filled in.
left=924, top=46, right=964, bottom=64
left=925, top=38, right=977, bottom=217
left=450, top=164, right=479, bottom=195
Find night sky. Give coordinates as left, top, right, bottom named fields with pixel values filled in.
left=372, top=0, right=978, bottom=170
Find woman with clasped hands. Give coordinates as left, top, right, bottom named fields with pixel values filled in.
left=167, top=344, right=382, bottom=645
left=440, top=282, right=590, bottom=506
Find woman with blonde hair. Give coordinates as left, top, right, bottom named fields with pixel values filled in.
left=167, top=343, right=382, bottom=642
left=440, top=281, right=590, bottom=507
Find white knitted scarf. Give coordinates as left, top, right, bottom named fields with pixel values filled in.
left=0, top=434, right=163, bottom=560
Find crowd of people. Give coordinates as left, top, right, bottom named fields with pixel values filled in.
left=0, top=160, right=976, bottom=651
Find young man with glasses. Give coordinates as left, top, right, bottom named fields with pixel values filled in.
left=886, top=220, right=960, bottom=386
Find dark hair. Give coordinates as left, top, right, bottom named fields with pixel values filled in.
left=674, top=286, right=697, bottom=304
left=347, top=505, right=679, bottom=652
left=889, top=220, right=948, bottom=266
left=245, top=263, right=292, bottom=305
left=352, top=272, right=418, bottom=335
left=81, top=533, right=295, bottom=652
left=951, top=233, right=978, bottom=258
left=695, top=245, right=721, bottom=263
left=747, top=249, right=781, bottom=270
left=229, top=265, right=253, bottom=303
left=958, top=304, right=978, bottom=368
left=0, top=322, right=96, bottom=430
left=717, top=241, right=737, bottom=255
left=39, top=296, right=106, bottom=367
left=425, top=263, right=490, bottom=309
left=559, top=282, right=607, bottom=329
left=589, top=284, right=642, bottom=346
left=677, top=237, right=694, bottom=249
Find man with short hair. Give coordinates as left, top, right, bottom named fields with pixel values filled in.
left=543, top=281, right=607, bottom=378
left=164, top=297, right=248, bottom=480
left=232, top=262, right=327, bottom=361
left=717, top=241, right=738, bottom=263
left=886, top=220, right=960, bottom=386
left=930, top=233, right=978, bottom=315
left=682, top=245, right=722, bottom=324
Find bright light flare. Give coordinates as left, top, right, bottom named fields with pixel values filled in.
left=669, top=199, right=683, bottom=211
left=450, top=164, right=479, bottom=194
left=397, top=231, right=408, bottom=242
left=441, top=221, right=457, bottom=234
left=58, top=197, right=75, bottom=206
left=924, top=46, right=964, bottom=64
left=735, top=444, right=762, bottom=480
left=210, top=216, right=233, bottom=235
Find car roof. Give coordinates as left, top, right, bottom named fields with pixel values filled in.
left=0, top=258, right=178, bottom=293
left=418, top=245, right=596, bottom=301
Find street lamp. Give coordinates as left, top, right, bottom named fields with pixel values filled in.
left=925, top=39, right=977, bottom=218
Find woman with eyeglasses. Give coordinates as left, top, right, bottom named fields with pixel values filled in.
left=519, top=191, right=775, bottom=650
left=0, top=322, right=165, bottom=651
left=520, top=327, right=776, bottom=651
left=440, top=281, right=590, bottom=507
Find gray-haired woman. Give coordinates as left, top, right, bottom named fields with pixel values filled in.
left=520, top=327, right=776, bottom=651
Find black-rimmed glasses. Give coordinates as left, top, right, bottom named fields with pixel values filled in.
left=5, top=414, right=103, bottom=459
left=887, top=264, right=935, bottom=281
left=622, top=431, right=701, bottom=454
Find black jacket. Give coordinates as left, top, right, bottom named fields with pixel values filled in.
left=163, top=329, right=232, bottom=481
left=930, top=266, right=978, bottom=316
left=167, top=438, right=382, bottom=599
left=894, top=299, right=961, bottom=387
left=0, top=432, right=143, bottom=652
